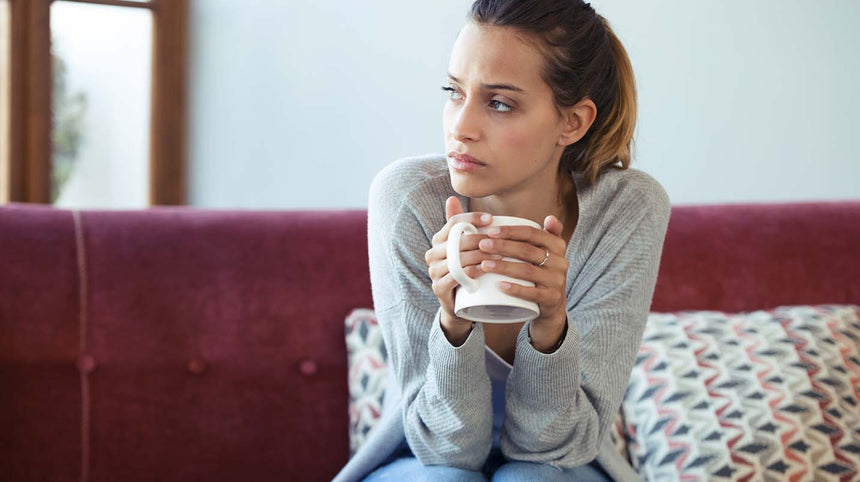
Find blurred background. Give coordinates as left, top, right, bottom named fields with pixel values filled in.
left=1, top=0, right=858, bottom=210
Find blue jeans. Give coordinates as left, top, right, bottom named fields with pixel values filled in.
left=363, top=444, right=612, bottom=481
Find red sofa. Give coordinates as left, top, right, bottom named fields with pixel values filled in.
left=1, top=200, right=859, bottom=482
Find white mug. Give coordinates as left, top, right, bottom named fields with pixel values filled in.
left=447, top=216, right=541, bottom=323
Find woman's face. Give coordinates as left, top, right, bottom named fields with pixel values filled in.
left=443, top=22, right=568, bottom=199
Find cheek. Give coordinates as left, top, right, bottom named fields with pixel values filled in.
left=494, top=122, right=543, bottom=161
left=498, top=127, right=531, bottom=149
left=505, top=111, right=559, bottom=145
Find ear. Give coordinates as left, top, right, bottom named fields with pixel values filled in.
left=557, top=97, right=597, bottom=147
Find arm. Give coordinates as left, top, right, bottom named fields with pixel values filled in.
left=368, top=166, right=493, bottom=470
left=501, top=185, right=671, bottom=467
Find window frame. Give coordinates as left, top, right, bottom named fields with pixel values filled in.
left=5, top=0, right=188, bottom=205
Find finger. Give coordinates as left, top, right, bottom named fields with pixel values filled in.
left=480, top=258, right=559, bottom=287
left=428, top=250, right=499, bottom=280
left=425, top=234, right=491, bottom=263
left=430, top=254, right=491, bottom=277
left=445, top=196, right=463, bottom=222
left=431, top=248, right=502, bottom=268
left=485, top=225, right=566, bottom=254
left=478, top=237, right=548, bottom=266
left=462, top=249, right=503, bottom=266
left=432, top=211, right=494, bottom=244
left=543, top=215, right=564, bottom=238
left=498, top=282, right=563, bottom=307
left=461, top=233, right=490, bottom=251
left=433, top=266, right=484, bottom=294
left=428, top=259, right=447, bottom=280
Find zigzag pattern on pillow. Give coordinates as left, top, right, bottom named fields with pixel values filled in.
left=624, top=305, right=860, bottom=481
left=345, top=308, right=390, bottom=457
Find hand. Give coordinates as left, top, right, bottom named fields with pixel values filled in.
left=424, top=196, right=503, bottom=343
left=477, top=215, right=569, bottom=348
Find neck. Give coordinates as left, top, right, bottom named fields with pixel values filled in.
left=470, top=167, right=576, bottom=231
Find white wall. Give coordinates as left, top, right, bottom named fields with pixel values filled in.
left=592, top=0, right=860, bottom=205
left=188, top=0, right=860, bottom=209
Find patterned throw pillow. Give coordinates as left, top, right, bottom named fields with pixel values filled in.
left=345, top=309, right=389, bottom=456
left=344, top=308, right=631, bottom=463
left=622, top=305, right=860, bottom=481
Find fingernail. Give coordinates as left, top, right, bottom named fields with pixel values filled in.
left=481, top=214, right=491, bottom=222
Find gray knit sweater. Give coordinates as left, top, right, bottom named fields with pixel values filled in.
left=333, top=154, right=671, bottom=481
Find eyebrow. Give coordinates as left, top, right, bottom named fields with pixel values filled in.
left=447, top=73, right=525, bottom=94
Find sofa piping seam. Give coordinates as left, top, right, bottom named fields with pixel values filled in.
left=72, top=210, right=91, bottom=482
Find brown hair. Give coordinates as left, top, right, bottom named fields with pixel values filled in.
left=469, top=0, right=637, bottom=186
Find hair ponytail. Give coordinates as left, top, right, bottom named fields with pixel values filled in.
left=469, top=1, right=638, bottom=187
left=575, top=17, right=637, bottom=185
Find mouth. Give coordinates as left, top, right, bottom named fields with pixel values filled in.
left=447, top=152, right=487, bottom=172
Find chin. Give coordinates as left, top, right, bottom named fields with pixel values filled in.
left=449, top=173, right=492, bottom=199
left=448, top=173, right=472, bottom=197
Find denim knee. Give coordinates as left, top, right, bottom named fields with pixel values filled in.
left=363, top=456, right=487, bottom=482
left=492, top=460, right=611, bottom=482
left=492, top=461, right=564, bottom=482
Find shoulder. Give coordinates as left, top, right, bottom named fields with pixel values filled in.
left=368, top=154, right=456, bottom=242
left=369, top=153, right=455, bottom=220
left=370, top=154, right=450, bottom=201
left=591, top=167, right=671, bottom=220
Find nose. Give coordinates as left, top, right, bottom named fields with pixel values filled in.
left=448, top=99, right=481, bottom=143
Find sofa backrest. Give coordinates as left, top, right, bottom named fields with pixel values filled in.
left=1, top=204, right=371, bottom=482
left=1, top=200, right=859, bottom=481
left=653, top=200, right=860, bottom=312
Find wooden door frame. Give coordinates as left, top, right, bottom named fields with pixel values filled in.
left=5, top=0, right=187, bottom=205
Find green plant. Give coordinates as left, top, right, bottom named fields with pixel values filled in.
left=51, top=45, right=87, bottom=203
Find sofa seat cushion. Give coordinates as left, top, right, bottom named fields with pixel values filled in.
left=623, top=304, right=860, bottom=481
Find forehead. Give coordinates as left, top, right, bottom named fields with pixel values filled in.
left=448, top=23, right=548, bottom=94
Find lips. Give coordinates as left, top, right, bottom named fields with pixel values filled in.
left=448, top=152, right=486, bottom=166
left=447, top=153, right=487, bottom=173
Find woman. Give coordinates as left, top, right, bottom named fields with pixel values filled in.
left=334, top=1, right=670, bottom=480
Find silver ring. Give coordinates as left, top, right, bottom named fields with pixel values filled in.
left=536, top=248, right=550, bottom=267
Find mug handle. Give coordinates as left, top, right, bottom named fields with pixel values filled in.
left=447, top=222, right=480, bottom=293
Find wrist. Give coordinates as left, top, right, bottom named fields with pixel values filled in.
left=440, top=310, right=475, bottom=347
left=528, top=316, right=567, bottom=353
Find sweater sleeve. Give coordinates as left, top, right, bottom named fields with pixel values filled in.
left=367, top=162, right=493, bottom=470
left=500, top=182, right=671, bottom=468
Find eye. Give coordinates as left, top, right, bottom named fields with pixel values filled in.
left=441, top=85, right=515, bottom=113
left=490, top=100, right=513, bottom=113
left=441, top=85, right=463, bottom=100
